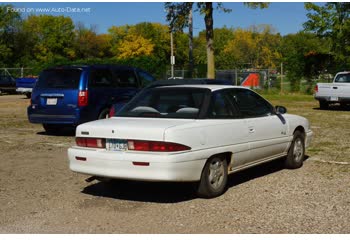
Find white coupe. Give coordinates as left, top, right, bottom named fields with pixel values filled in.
left=68, top=85, right=313, bottom=198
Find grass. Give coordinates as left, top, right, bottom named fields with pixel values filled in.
left=262, top=92, right=350, bottom=164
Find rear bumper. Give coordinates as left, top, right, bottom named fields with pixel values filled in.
left=68, top=147, right=206, bottom=182
left=16, top=87, right=32, bottom=93
left=27, top=106, right=80, bottom=125
left=314, top=95, right=350, bottom=103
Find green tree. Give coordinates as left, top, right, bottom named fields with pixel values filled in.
left=304, top=2, right=350, bottom=71
left=165, top=2, right=269, bottom=78
left=0, top=4, right=21, bottom=66
left=281, top=32, right=330, bottom=92
left=23, top=15, right=75, bottom=63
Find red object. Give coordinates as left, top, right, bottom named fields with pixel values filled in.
left=109, top=106, right=115, bottom=118
left=314, top=85, right=318, bottom=93
left=127, top=140, right=191, bottom=152
left=78, top=90, right=88, bottom=107
left=132, top=162, right=150, bottom=166
left=241, top=73, right=260, bottom=87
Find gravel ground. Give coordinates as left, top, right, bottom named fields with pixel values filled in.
left=0, top=94, right=349, bottom=234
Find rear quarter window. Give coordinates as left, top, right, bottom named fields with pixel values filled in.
left=36, top=69, right=82, bottom=89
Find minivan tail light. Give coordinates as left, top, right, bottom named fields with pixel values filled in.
left=76, top=137, right=105, bottom=148
left=314, top=85, right=318, bottom=93
left=127, top=140, right=191, bottom=152
left=78, top=90, right=88, bottom=107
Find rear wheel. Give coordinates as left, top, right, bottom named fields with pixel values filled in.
left=284, top=131, right=305, bottom=169
left=25, top=93, right=31, bottom=98
left=196, top=155, right=228, bottom=198
left=319, top=101, right=329, bottom=109
left=98, top=108, right=110, bottom=119
left=43, top=124, right=61, bottom=135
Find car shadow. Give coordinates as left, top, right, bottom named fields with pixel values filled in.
left=36, top=128, right=75, bottom=137
left=81, top=156, right=310, bottom=203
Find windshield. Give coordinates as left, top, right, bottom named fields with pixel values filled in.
left=334, top=73, right=350, bottom=83
left=36, top=69, right=82, bottom=89
left=117, top=87, right=209, bottom=119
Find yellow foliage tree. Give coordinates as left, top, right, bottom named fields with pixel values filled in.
left=116, top=34, right=154, bottom=60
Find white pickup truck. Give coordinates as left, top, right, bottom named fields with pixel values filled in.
left=314, top=71, right=350, bottom=109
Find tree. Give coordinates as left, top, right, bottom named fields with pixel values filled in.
left=74, top=22, right=112, bottom=59
left=304, top=2, right=350, bottom=71
left=23, top=15, right=75, bottom=63
left=0, top=4, right=21, bottom=66
left=281, top=32, right=330, bottom=92
left=165, top=2, right=269, bottom=78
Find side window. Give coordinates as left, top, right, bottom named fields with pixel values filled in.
left=229, top=89, right=273, bottom=118
left=138, top=71, right=155, bottom=87
left=113, top=70, right=138, bottom=88
left=89, top=69, right=113, bottom=88
left=207, top=91, right=239, bottom=119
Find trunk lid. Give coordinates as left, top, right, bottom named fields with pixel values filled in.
left=76, top=117, right=195, bottom=141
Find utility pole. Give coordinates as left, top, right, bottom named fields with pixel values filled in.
left=280, top=62, right=283, bottom=94
left=170, top=30, right=175, bottom=79
left=188, top=8, right=194, bottom=78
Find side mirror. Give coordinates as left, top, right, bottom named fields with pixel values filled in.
left=275, top=106, right=287, bottom=114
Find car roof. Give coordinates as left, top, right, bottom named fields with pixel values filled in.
left=156, top=84, right=249, bottom=91
left=44, top=64, right=137, bottom=70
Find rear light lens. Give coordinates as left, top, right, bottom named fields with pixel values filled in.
left=314, top=85, right=318, bottom=93
left=127, top=140, right=191, bottom=152
left=78, top=90, right=88, bottom=107
left=76, top=137, right=105, bottom=148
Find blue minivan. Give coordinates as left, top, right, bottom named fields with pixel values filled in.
left=28, top=64, right=156, bottom=134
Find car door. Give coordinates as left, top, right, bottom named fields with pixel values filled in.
left=228, top=88, right=289, bottom=163
left=203, top=90, right=250, bottom=168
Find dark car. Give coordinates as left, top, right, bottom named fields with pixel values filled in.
left=0, top=75, right=17, bottom=94
left=108, top=78, right=233, bottom=116
left=28, top=64, right=156, bottom=134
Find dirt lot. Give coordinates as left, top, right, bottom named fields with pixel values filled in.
left=0, top=94, right=349, bottom=233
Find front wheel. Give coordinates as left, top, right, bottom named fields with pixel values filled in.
left=196, top=155, right=228, bottom=198
left=284, top=131, right=305, bottom=169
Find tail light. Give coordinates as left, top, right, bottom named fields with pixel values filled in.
left=127, top=140, right=191, bottom=152
left=76, top=137, right=105, bottom=148
left=109, top=106, right=115, bottom=118
left=78, top=90, right=88, bottom=107
left=314, top=85, right=318, bottom=93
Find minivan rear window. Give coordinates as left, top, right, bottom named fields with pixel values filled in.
left=36, top=69, right=82, bottom=89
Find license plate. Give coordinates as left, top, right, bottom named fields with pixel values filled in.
left=106, top=139, right=128, bottom=151
left=46, top=98, right=57, bottom=105
left=330, top=96, right=338, bottom=101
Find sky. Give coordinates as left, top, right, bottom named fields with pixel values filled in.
left=3, top=2, right=321, bottom=36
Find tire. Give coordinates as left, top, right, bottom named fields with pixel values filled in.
left=319, top=101, right=329, bottom=110
left=43, top=124, right=61, bottom=135
left=284, top=131, right=305, bottom=169
left=196, top=155, right=228, bottom=198
left=98, top=108, right=110, bottom=119
left=25, top=92, right=31, bottom=99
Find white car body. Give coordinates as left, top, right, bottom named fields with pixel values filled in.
left=68, top=85, right=312, bottom=197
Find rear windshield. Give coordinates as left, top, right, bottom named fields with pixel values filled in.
left=117, top=87, right=209, bottom=119
left=334, top=73, right=350, bottom=83
left=36, top=69, right=82, bottom=89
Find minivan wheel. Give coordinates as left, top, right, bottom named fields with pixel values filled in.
left=43, top=124, right=61, bottom=135
left=196, top=155, right=228, bottom=198
left=25, top=93, right=31, bottom=98
left=98, top=108, right=110, bottom=119
left=284, top=131, right=305, bottom=169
